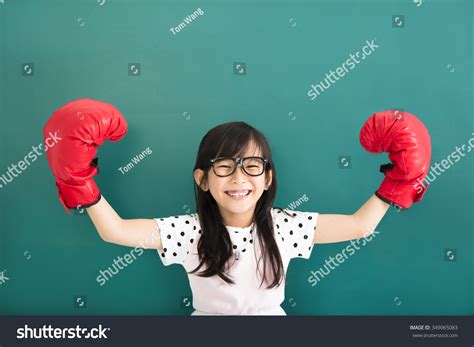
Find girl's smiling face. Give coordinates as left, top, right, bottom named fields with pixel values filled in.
left=194, top=140, right=273, bottom=228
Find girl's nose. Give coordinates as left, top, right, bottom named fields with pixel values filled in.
left=230, top=165, right=248, bottom=182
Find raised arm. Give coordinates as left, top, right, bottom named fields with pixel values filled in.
left=314, top=194, right=389, bottom=244
left=43, top=99, right=163, bottom=251
left=86, top=194, right=162, bottom=250
left=314, top=110, right=431, bottom=245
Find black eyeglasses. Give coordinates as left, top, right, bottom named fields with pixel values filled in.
left=209, top=156, right=269, bottom=177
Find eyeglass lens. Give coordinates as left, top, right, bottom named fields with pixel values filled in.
left=213, top=157, right=265, bottom=176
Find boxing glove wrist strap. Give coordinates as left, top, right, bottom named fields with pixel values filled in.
left=376, top=177, right=428, bottom=210
left=56, top=179, right=101, bottom=215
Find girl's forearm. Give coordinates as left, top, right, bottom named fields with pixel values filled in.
left=85, top=195, right=162, bottom=249
left=86, top=195, right=123, bottom=242
left=353, top=194, right=390, bottom=235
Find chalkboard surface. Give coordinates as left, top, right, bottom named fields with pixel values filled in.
left=0, top=0, right=472, bottom=315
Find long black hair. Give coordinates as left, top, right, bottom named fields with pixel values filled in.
left=188, top=121, right=285, bottom=289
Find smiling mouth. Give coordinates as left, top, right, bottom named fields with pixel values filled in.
left=224, top=189, right=252, bottom=198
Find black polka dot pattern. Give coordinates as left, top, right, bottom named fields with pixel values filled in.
left=271, top=208, right=319, bottom=260
left=154, top=208, right=318, bottom=266
left=154, top=213, right=200, bottom=266
left=227, top=224, right=254, bottom=260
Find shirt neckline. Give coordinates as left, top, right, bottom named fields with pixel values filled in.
left=225, top=224, right=253, bottom=229
left=224, top=222, right=255, bottom=232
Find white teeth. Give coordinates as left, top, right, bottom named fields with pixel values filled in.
left=226, top=190, right=250, bottom=197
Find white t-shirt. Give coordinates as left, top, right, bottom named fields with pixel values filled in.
left=154, top=207, right=319, bottom=315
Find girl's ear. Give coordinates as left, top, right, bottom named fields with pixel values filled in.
left=264, top=169, right=273, bottom=190
left=194, top=169, right=209, bottom=191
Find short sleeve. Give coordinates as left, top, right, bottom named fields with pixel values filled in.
left=154, top=213, right=200, bottom=266
left=271, top=208, right=319, bottom=260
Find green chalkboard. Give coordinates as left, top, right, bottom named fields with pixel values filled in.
left=0, top=0, right=472, bottom=316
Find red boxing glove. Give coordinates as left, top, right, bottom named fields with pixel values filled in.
left=43, top=98, right=128, bottom=214
left=359, top=110, right=432, bottom=210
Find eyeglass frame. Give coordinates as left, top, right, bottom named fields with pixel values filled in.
left=209, top=156, right=269, bottom=177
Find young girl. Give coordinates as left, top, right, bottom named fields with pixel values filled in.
left=43, top=98, right=431, bottom=316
